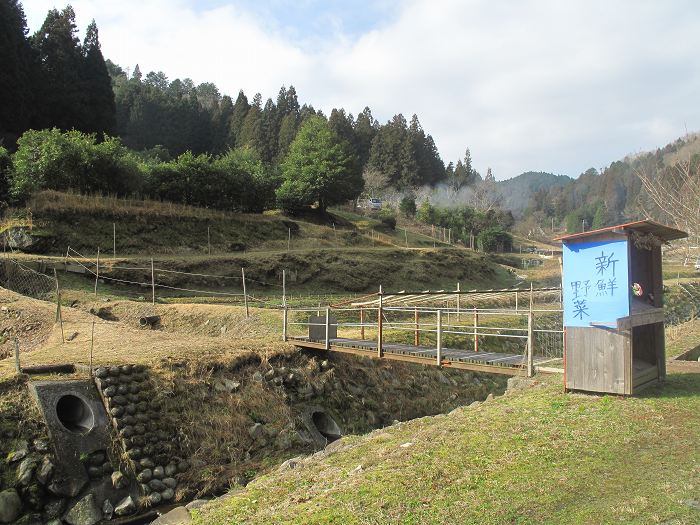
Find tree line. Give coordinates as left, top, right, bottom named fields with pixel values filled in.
left=0, top=2, right=114, bottom=144
left=1, top=0, right=510, bottom=242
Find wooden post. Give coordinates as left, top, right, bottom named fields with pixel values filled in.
left=529, top=282, right=534, bottom=311
left=325, top=307, right=331, bottom=350
left=473, top=307, right=479, bottom=352
left=515, top=291, right=519, bottom=312
left=527, top=310, right=534, bottom=377
left=90, top=320, right=95, bottom=377
left=65, top=245, right=70, bottom=272
left=404, top=228, right=408, bottom=248
left=456, top=282, right=461, bottom=319
left=113, top=223, right=116, bottom=259
left=14, top=337, right=20, bottom=374
left=287, top=228, right=291, bottom=252
left=333, top=223, right=337, bottom=245
left=282, top=306, right=288, bottom=341
left=282, top=269, right=286, bottom=308
left=150, top=258, right=155, bottom=305
left=54, top=269, right=64, bottom=343
left=94, top=247, right=100, bottom=296
left=414, top=307, right=420, bottom=346
left=377, top=288, right=383, bottom=358
left=242, top=267, right=249, bottom=318
left=207, top=226, right=211, bottom=255
left=360, top=307, right=365, bottom=340
left=436, top=309, right=442, bottom=366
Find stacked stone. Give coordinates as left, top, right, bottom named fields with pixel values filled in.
left=93, top=364, right=188, bottom=507
left=0, top=439, right=65, bottom=524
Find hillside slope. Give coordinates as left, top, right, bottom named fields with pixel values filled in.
left=194, top=368, right=700, bottom=525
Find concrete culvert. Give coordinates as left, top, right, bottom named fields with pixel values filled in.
left=56, top=394, right=95, bottom=434
left=302, top=406, right=343, bottom=448
left=312, top=411, right=342, bottom=443
left=139, top=315, right=160, bottom=329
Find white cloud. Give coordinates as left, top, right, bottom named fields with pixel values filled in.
left=22, top=0, right=700, bottom=179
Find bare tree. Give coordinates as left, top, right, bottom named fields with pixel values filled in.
left=362, top=168, right=390, bottom=198
left=635, top=159, right=700, bottom=242
left=469, top=167, right=501, bottom=212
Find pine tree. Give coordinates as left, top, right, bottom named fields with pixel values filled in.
left=81, top=20, right=116, bottom=133
left=132, top=64, right=142, bottom=81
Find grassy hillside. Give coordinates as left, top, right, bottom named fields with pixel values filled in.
left=3, top=191, right=443, bottom=256
left=194, top=362, right=700, bottom=525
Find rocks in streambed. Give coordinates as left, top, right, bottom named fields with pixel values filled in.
left=0, top=489, right=22, bottom=523
left=64, top=494, right=101, bottom=525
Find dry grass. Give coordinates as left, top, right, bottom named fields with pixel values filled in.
left=26, top=190, right=269, bottom=221
left=0, top=289, right=288, bottom=380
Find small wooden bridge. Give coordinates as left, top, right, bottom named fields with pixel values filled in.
left=283, top=288, right=564, bottom=377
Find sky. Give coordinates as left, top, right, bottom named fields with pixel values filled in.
left=22, top=0, right=700, bottom=180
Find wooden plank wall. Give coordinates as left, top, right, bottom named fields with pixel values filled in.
left=566, top=326, right=629, bottom=394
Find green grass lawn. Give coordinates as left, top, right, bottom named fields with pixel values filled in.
left=194, top=369, right=700, bottom=525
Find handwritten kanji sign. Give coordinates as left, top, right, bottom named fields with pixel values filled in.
left=563, top=239, right=629, bottom=327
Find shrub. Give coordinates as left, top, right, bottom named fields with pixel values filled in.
left=10, top=128, right=143, bottom=203
left=476, top=227, right=513, bottom=253
left=399, top=194, right=416, bottom=217
left=378, top=209, right=397, bottom=230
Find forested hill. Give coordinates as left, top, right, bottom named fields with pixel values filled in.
left=522, top=133, right=700, bottom=233
left=496, top=171, right=572, bottom=218
left=1, top=1, right=471, bottom=192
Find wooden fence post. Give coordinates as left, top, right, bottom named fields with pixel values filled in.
left=90, top=321, right=95, bottom=377
left=282, top=306, right=288, bottom=341
left=287, top=228, right=291, bottom=252
left=151, top=258, right=155, bottom=305
left=473, top=307, right=479, bottom=352
left=113, top=223, right=116, bottom=259
left=414, top=307, right=420, bottom=346
left=14, top=337, right=20, bottom=374
left=242, top=268, right=249, bottom=318
left=377, top=289, right=383, bottom=358
left=436, top=309, right=442, bottom=366
left=207, top=226, right=211, bottom=256
left=325, top=307, right=331, bottom=350
left=456, top=282, right=461, bottom=319
left=94, top=247, right=100, bottom=296
left=527, top=310, right=534, bottom=377
left=282, top=269, right=286, bottom=308
left=404, top=228, right=408, bottom=248
left=54, top=269, right=64, bottom=343
left=360, top=307, right=365, bottom=340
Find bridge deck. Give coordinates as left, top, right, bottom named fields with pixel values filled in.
left=288, top=336, right=552, bottom=376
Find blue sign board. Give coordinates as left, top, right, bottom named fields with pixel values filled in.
left=562, top=239, right=629, bottom=327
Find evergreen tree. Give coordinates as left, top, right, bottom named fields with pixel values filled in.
left=229, top=90, right=250, bottom=147
left=354, top=107, right=377, bottom=169
left=0, top=0, right=36, bottom=142
left=30, top=6, right=85, bottom=130
left=132, top=64, right=142, bottom=81
left=81, top=20, right=116, bottom=133
left=238, top=94, right=264, bottom=155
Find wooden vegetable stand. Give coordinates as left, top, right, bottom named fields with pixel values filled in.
left=557, top=220, right=687, bottom=394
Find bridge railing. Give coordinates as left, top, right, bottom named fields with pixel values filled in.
left=283, top=302, right=564, bottom=377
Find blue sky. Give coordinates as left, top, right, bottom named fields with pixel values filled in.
left=22, top=0, right=700, bottom=180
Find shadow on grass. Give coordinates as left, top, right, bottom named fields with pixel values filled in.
left=636, top=372, right=700, bottom=399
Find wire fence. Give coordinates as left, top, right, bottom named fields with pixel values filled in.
left=0, top=258, right=56, bottom=301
